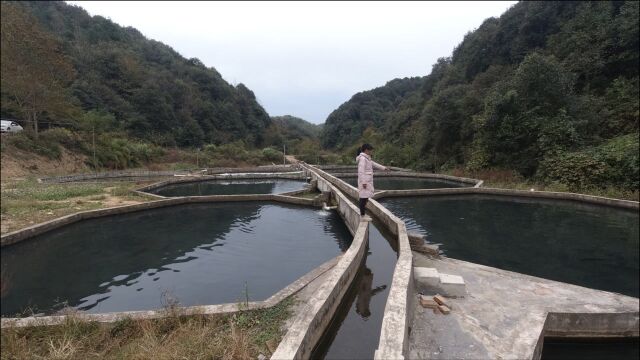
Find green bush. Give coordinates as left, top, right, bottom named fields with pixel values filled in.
left=594, top=133, right=639, bottom=190
left=538, top=133, right=639, bottom=190
left=261, top=147, right=282, bottom=162
left=6, top=130, right=63, bottom=159
left=203, top=140, right=252, bottom=163
left=89, top=136, right=164, bottom=169
left=538, top=152, right=609, bottom=189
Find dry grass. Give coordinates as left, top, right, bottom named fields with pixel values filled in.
left=0, top=179, right=158, bottom=234
left=1, top=298, right=293, bottom=360
left=446, top=167, right=639, bottom=201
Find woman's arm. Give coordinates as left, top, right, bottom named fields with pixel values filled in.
left=372, top=160, right=389, bottom=171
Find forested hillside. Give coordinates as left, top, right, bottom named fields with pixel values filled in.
left=321, top=77, right=423, bottom=149
left=1, top=1, right=270, bottom=148
left=268, top=115, right=322, bottom=143
left=322, top=1, right=639, bottom=191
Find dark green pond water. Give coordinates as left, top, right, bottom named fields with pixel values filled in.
left=0, top=202, right=351, bottom=316
left=340, top=176, right=468, bottom=190
left=541, top=338, right=639, bottom=360
left=381, top=195, right=639, bottom=297
left=149, top=178, right=307, bottom=197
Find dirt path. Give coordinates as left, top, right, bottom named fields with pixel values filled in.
left=285, top=155, right=299, bottom=164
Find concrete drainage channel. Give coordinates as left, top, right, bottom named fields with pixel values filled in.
left=291, top=164, right=419, bottom=360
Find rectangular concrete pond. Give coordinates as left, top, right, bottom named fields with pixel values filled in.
left=1, top=202, right=352, bottom=317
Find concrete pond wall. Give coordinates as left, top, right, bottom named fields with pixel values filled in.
left=330, top=170, right=482, bottom=187
left=136, top=171, right=306, bottom=196
left=38, top=165, right=301, bottom=183
left=373, top=186, right=639, bottom=210
left=271, top=165, right=370, bottom=359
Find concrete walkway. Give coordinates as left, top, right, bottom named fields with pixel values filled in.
left=409, top=253, right=639, bottom=360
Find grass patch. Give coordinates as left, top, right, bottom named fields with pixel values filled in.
left=0, top=298, right=294, bottom=359
left=0, top=180, right=156, bottom=234
left=3, top=180, right=104, bottom=201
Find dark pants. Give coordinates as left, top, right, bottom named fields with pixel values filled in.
left=359, top=198, right=369, bottom=216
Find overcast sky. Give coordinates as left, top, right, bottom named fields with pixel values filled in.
left=67, top=1, right=516, bottom=124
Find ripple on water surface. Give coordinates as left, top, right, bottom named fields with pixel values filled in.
left=150, top=178, right=307, bottom=197
left=0, top=202, right=352, bottom=316
left=381, top=195, right=639, bottom=297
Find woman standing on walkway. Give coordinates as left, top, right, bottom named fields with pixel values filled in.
left=356, top=143, right=389, bottom=218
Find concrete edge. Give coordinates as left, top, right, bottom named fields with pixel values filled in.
left=38, top=165, right=301, bottom=183
left=271, top=220, right=370, bottom=360
left=0, top=254, right=341, bottom=328
left=316, top=165, right=413, bottom=172
left=132, top=190, right=168, bottom=199
left=532, top=311, right=640, bottom=360
left=328, top=171, right=481, bottom=186
left=374, top=187, right=639, bottom=210
left=136, top=172, right=306, bottom=194
left=1, top=194, right=318, bottom=248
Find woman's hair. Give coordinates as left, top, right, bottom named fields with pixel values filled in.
left=357, top=143, right=374, bottom=157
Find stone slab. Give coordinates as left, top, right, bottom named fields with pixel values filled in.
left=414, top=267, right=440, bottom=291
left=439, top=273, right=466, bottom=297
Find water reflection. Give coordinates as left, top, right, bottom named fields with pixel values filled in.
left=355, top=267, right=387, bottom=318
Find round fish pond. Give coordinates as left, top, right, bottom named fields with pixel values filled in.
left=381, top=195, right=639, bottom=297
left=1, top=202, right=351, bottom=317
left=339, top=176, right=470, bottom=190
left=147, top=178, right=308, bottom=197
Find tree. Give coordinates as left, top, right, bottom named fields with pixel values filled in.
left=474, top=53, right=577, bottom=175
left=1, top=2, right=75, bottom=138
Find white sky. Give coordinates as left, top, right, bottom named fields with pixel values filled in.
left=67, top=1, right=516, bottom=124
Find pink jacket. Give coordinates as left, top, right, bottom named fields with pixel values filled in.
left=357, top=153, right=386, bottom=198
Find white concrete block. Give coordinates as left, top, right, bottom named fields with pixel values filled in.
left=414, top=267, right=440, bottom=293
left=439, top=273, right=466, bottom=297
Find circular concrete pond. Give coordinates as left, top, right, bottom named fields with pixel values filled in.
left=340, top=176, right=469, bottom=190
left=381, top=195, right=639, bottom=297
left=147, top=178, right=308, bottom=197
left=0, top=202, right=351, bottom=316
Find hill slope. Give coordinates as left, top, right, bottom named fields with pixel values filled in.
left=320, top=1, right=639, bottom=190
left=1, top=1, right=270, bottom=147
left=320, top=77, right=423, bottom=149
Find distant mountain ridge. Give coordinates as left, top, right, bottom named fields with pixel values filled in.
left=320, top=77, right=423, bottom=149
